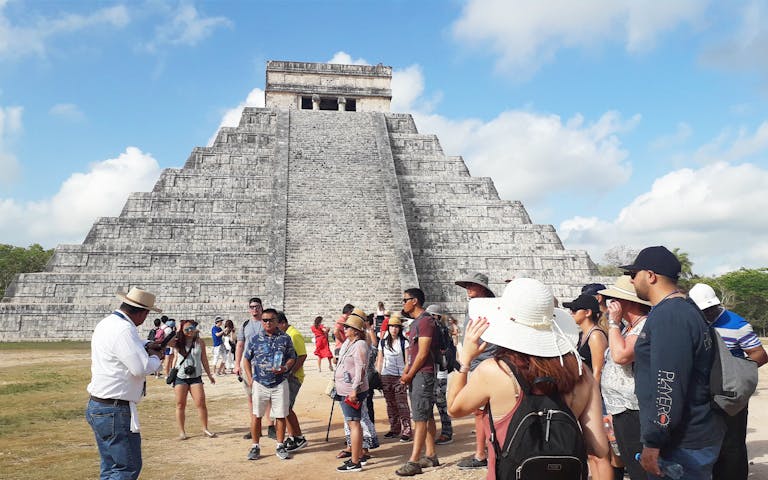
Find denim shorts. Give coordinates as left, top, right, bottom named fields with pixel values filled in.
left=339, top=390, right=369, bottom=421
left=173, top=376, right=203, bottom=386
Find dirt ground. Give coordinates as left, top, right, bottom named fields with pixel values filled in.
left=7, top=344, right=768, bottom=479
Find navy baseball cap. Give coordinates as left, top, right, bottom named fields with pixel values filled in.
left=581, top=283, right=607, bottom=296
left=620, top=246, right=681, bottom=280
left=563, top=294, right=600, bottom=313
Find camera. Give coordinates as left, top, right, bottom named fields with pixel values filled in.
left=183, top=365, right=195, bottom=375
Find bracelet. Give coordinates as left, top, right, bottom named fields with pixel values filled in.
left=459, top=364, right=470, bottom=373
left=608, top=323, right=620, bottom=329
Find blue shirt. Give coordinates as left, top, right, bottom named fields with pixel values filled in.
left=711, top=309, right=762, bottom=358
left=211, top=325, right=223, bottom=347
left=244, top=330, right=296, bottom=388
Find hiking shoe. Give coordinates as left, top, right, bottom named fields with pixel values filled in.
left=285, top=436, right=308, bottom=452
left=396, top=461, right=423, bottom=476
left=435, top=434, right=453, bottom=445
left=384, top=431, right=398, bottom=438
left=417, top=455, right=440, bottom=468
left=337, top=460, right=362, bottom=472
left=275, top=443, right=291, bottom=460
left=243, top=432, right=252, bottom=439
left=267, top=425, right=277, bottom=440
left=457, top=456, right=487, bottom=469
left=399, top=435, right=411, bottom=442
left=246, top=445, right=260, bottom=460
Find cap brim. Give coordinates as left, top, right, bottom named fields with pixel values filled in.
left=619, top=264, right=637, bottom=272
left=470, top=298, right=578, bottom=357
left=597, top=287, right=651, bottom=306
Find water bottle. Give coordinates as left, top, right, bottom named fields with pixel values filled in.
left=272, top=350, right=283, bottom=370
left=603, top=415, right=621, bottom=457
left=634, top=453, right=684, bottom=479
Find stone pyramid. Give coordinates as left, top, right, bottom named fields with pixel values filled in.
left=0, top=61, right=604, bottom=341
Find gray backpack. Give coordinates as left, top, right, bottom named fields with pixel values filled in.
left=709, top=327, right=758, bottom=416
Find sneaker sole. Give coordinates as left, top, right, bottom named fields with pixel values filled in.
left=286, top=441, right=308, bottom=452
left=457, top=465, right=486, bottom=470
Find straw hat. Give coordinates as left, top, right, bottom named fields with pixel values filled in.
left=387, top=314, right=403, bottom=326
left=344, top=308, right=367, bottom=332
left=473, top=278, right=578, bottom=358
left=598, top=276, right=652, bottom=307
left=115, top=287, right=162, bottom=313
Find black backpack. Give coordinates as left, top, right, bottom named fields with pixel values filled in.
left=147, top=327, right=159, bottom=341
left=488, top=358, right=588, bottom=480
left=433, top=319, right=460, bottom=373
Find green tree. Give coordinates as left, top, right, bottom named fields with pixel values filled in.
left=715, top=268, right=768, bottom=337
left=0, top=244, right=55, bottom=298
left=672, top=247, right=694, bottom=280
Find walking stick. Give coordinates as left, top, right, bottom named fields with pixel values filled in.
left=325, top=398, right=335, bottom=442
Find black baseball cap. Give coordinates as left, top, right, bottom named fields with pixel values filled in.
left=581, top=283, right=607, bottom=296
left=620, top=246, right=681, bottom=280
left=562, top=294, right=600, bottom=313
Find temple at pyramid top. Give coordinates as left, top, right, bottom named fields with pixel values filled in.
left=265, top=60, right=393, bottom=112
left=0, top=59, right=607, bottom=341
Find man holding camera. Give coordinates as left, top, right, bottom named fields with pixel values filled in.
left=86, top=287, right=164, bottom=480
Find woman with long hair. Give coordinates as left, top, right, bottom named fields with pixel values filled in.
left=172, top=319, right=216, bottom=440
left=448, top=278, right=608, bottom=480
left=311, top=316, right=333, bottom=372
left=375, top=314, right=412, bottom=441
left=333, top=309, right=370, bottom=472
left=223, top=319, right=236, bottom=374
left=564, top=293, right=612, bottom=480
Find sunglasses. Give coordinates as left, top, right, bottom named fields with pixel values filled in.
left=402, top=297, right=415, bottom=304
left=261, top=317, right=276, bottom=323
left=249, top=305, right=262, bottom=309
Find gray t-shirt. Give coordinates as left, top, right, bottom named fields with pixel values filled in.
left=238, top=318, right=264, bottom=352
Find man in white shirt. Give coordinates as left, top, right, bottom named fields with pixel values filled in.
left=86, top=287, right=164, bottom=480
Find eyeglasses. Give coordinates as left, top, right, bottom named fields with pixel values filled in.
left=261, top=317, right=276, bottom=323
left=249, top=305, right=262, bottom=310
left=402, top=297, right=415, bottom=304
left=343, top=325, right=352, bottom=329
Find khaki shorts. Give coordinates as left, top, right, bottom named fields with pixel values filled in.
left=252, top=379, right=289, bottom=419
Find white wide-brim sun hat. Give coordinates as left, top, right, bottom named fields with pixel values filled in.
left=471, top=278, right=579, bottom=358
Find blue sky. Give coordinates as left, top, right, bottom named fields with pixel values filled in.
left=1, top=0, right=767, bottom=275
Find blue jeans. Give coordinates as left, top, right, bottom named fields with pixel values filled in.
left=85, top=399, right=142, bottom=479
left=649, top=443, right=721, bottom=480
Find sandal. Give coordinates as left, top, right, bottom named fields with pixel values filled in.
left=204, top=430, right=217, bottom=438
left=178, top=433, right=188, bottom=440
left=336, top=450, right=352, bottom=459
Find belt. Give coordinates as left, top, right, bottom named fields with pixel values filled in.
left=90, top=395, right=130, bottom=406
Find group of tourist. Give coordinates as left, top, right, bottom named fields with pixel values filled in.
left=85, top=245, right=766, bottom=479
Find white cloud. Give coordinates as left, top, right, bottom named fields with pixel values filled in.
left=560, top=162, right=768, bottom=274
left=414, top=109, right=636, bottom=203
left=0, top=3, right=129, bottom=60
left=452, top=0, right=706, bottom=78
left=328, top=51, right=368, bottom=65
left=0, top=147, right=160, bottom=247
left=700, top=1, right=768, bottom=81
left=145, top=3, right=231, bottom=52
left=49, top=103, right=85, bottom=122
left=0, top=104, right=22, bottom=186
left=207, top=87, right=265, bottom=146
left=391, top=65, right=426, bottom=113
left=693, top=121, right=768, bottom=164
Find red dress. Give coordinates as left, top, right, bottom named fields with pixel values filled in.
left=311, top=325, right=333, bottom=359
